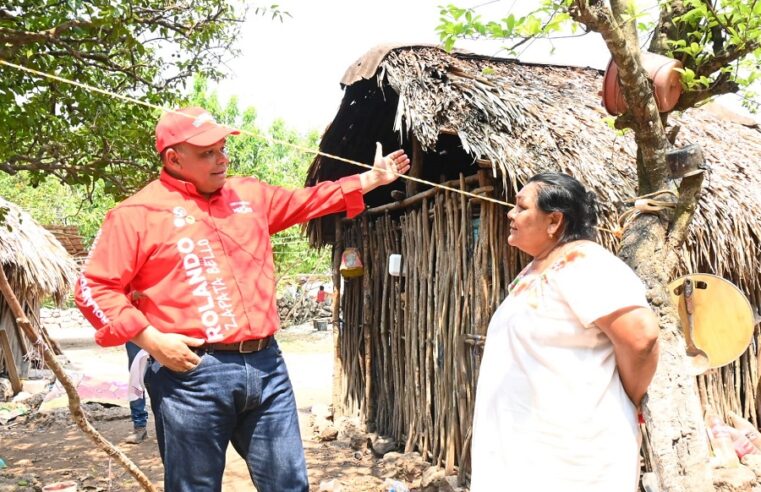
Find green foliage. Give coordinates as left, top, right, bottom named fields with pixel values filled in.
left=0, top=75, right=331, bottom=275
left=185, top=77, right=331, bottom=276
left=0, top=0, right=287, bottom=198
left=0, top=171, right=114, bottom=244
left=437, top=0, right=761, bottom=109
left=437, top=1, right=572, bottom=54
left=665, top=0, right=761, bottom=98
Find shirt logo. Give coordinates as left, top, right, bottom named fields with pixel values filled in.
left=172, top=206, right=194, bottom=227
left=230, top=201, right=252, bottom=214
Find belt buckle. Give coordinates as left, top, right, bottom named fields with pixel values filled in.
left=238, top=340, right=256, bottom=354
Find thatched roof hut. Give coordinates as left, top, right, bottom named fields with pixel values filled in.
left=0, top=197, right=77, bottom=393
left=305, top=45, right=761, bottom=478
left=307, top=45, right=760, bottom=283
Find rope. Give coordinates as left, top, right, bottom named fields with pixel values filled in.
left=0, top=59, right=515, bottom=209
left=1, top=59, right=677, bottom=241
left=613, top=189, right=678, bottom=239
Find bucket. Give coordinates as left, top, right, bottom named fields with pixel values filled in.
left=42, top=481, right=77, bottom=492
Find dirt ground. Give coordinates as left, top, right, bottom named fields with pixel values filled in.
left=0, top=323, right=385, bottom=491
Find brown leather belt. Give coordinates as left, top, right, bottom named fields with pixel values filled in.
left=196, top=336, right=272, bottom=354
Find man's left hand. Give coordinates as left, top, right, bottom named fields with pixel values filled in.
left=359, top=143, right=411, bottom=193
left=372, top=143, right=411, bottom=186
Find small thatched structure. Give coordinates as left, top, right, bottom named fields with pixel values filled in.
left=306, top=45, right=761, bottom=478
left=0, top=197, right=77, bottom=393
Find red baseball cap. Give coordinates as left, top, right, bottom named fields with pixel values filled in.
left=155, top=107, right=240, bottom=153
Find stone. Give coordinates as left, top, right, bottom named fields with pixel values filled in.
left=372, top=435, right=397, bottom=456
left=313, top=415, right=331, bottom=430
left=12, top=391, right=33, bottom=402
left=336, top=416, right=366, bottom=443
left=318, top=425, right=339, bottom=442
left=641, top=472, right=661, bottom=492
left=350, top=435, right=371, bottom=452
left=713, top=465, right=756, bottom=492
left=1, top=378, right=15, bottom=401
left=437, top=475, right=466, bottom=492
left=421, top=466, right=445, bottom=488
left=373, top=451, right=430, bottom=484
left=318, top=479, right=343, bottom=491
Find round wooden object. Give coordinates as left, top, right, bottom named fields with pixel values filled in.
left=668, top=274, right=755, bottom=369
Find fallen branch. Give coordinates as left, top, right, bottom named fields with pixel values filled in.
left=0, top=267, right=157, bottom=492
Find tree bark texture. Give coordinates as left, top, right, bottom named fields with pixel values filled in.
left=618, top=215, right=712, bottom=491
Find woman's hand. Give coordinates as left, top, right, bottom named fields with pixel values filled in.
left=595, top=306, right=660, bottom=407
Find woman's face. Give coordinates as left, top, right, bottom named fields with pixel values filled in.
left=507, top=182, right=560, bottom=256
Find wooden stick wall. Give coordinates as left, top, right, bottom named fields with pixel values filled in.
left=335, top=177, right=528, bottom=476
left=333, top=175, right=761, bottom=478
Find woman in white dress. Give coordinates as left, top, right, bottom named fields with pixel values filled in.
left=471, top=173, right=660, bottom=491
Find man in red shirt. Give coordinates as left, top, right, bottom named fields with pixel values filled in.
left=75, top=107, right=410, bottom=491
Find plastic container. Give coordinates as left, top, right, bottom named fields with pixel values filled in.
left=340, top=248, right=364, bottom=279
left=384, top=478, right=409, bottom=492
left=728, top=411, right=761, bottom=451
left=728, top=427, right=758, bottom=458
left=388, top=254, right=402, bottom=277
left=705, top=410, right=740, bottom=467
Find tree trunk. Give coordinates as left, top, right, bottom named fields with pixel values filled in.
left=569, top=1, right=713, bottom=489
left=619, top=215, right=712, bottom=491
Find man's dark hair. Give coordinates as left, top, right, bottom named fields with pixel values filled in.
left=527, top=172, right=598, bottom=243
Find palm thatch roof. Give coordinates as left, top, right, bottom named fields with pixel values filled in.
left=306, top=45, right=761, bottom=303
left=0, top=197, right=77, bottom=304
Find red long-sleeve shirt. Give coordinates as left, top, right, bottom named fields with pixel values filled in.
left=75, top=170, right=364, bottom=347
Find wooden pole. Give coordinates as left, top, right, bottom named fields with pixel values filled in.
left=361, top=215, right=375, bottom=430
left=366, top=175, right=479, bottom=216
left=406, top=136, right=425, bottom=197
left=331, top=219, right=345, bottom=415
left=0, top=267, right=157, bottom=492
left=0, top=328, right=22, bottom=393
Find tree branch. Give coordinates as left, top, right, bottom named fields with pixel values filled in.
left=570, top=0, right=672, bottom=192
left=674, top=75, right=740, bottom=110
left=696, top=41, right=760, bottom=78
left=0, top=268, right=157, bottom=491
left=667, top=171, right=704, bottom=250
left=649, top=0, right=690, bottom=55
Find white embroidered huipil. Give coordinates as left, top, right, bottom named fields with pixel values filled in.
left=471, top=242, right=649, bottom=491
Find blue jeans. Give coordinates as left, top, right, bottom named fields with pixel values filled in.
left=143, top=340, right=308, bottom=492
left=126, top=341, right=148, bottom=428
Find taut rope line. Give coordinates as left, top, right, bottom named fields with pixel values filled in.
left=0, top=59, right=515, bottom=209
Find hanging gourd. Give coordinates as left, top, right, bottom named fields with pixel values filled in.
left=340, top=247, right=364, bottom=278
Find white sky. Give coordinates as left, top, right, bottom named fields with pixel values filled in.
left=213, top=0, right=756, bottom=133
